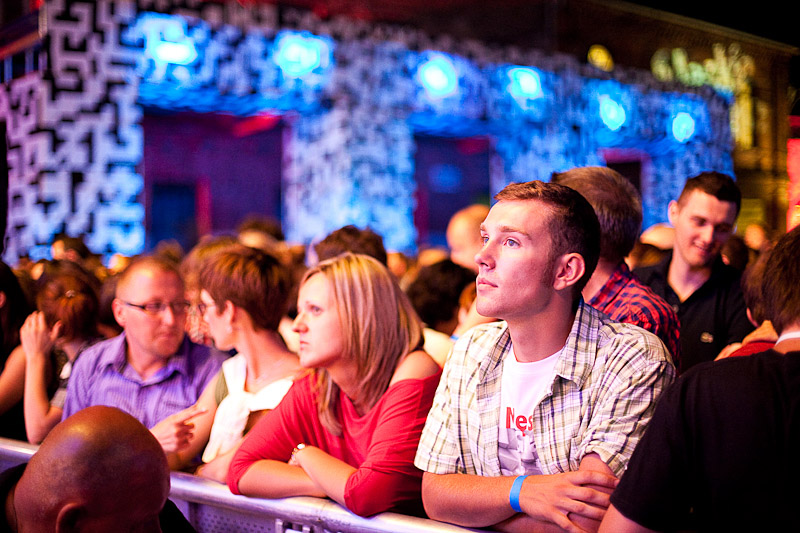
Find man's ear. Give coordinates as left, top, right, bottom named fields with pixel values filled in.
left=552, top=253, right=586, bottom=292
left=55, top=501, right=84, bottom=533
left=111, top=298, right=127, bottom=329
left=667, top=200, right=680, bottom=226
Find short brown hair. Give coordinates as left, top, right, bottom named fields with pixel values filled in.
left=180, top=235, right=239, bottom=293
left=314, top=225, right=387, bottom=266
left=762, top=226, right=800, bottom=334
left=494, top=180, right=600, bottom=298
left=678, top=172, right=741, bottom=215
left=301, top=253, right=423, bottom=435
left=741, top=249, right=770, bottom=325
left=199, top=244, right=290, bottom=332
left=552, top=166, right=642, bottom=263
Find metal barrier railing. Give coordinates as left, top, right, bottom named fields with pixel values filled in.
left=0, top=438, right=483, bottom=533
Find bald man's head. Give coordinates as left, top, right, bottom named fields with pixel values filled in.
left=116, top=256, right=182, bottom=300
left=13, top=406, right=169, bottom=532
left=447, top=204, right=490, bottom=273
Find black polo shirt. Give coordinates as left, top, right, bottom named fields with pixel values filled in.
left=634, top=252, right=753, bottom=370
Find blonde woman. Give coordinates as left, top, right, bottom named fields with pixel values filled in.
left=228, top=253, right=441, bottom=517
left=154, top=245, right=300, bottom=481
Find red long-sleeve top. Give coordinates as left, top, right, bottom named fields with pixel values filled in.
left=228, top=371, right=440, bottom=517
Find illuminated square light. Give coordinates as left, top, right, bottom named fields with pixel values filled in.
left=417, top=55, right=459, bottom=99
left=274, top=32, right=331, bottom=78
left=507, top=67, right=543, bottom=100
left=671, top=112, right=696, bottom=143
left=599, top=95, right=626, bottom=131
left=142, top=14, right=198, bottom=66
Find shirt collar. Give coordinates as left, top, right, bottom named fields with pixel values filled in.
left=553, top=299, right=603, bottom=388
left=486, top=300, right=602, bottom=389
left=98, top=332, right=192, bottom=381
left=588, top=262, right=633, bottom=309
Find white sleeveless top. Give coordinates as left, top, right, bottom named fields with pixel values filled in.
left=202, top=354, right=294, bottom=463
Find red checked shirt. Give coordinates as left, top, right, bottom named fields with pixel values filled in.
left=588, top=262, right=681, bottom=370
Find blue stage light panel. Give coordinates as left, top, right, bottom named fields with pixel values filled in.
left=599, top=95, right=627, bottom=131
left=417, top=55, right=459, bottom=99
left=142, top=14, right=198, bottom=66
left=507, top=67, right=543, bottom=100
left=671, top=111, right=696, bottom=143
left=274, top=32, right=330, bottom=78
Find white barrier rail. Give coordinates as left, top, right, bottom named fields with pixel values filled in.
left=0, top=438, right=485, bottom=533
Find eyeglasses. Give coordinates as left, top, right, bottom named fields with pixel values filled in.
left=196, top=302, right=216, bottom=315
left=120, top=300, right=190, bottom=316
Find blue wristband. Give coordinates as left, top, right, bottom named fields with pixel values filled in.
left=509, top=475, right=529, bottom=513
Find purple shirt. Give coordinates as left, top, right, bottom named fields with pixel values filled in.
left=62, top=333, right=226, bottom=428
left=589, top=262, right=681, bottom=370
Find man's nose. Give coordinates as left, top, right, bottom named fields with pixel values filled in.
left=475, top=241, right=493, bottom=269
left=698, top=225, right=714, bottom=243
left=161, top=305, right=178, bottom=325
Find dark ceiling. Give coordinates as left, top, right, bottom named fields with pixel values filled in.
left=221, top=0, right=798, bottom=49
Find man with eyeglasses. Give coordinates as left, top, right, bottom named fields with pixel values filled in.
left=63, top=256, right=226, bottom=457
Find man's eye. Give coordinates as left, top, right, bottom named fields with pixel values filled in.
left=505, top=239, right=519, bottom=247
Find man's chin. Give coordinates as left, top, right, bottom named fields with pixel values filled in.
left=154, top=337, right=183, bottom=356
left=475, top=301, right=497, bottom=319
left=689, top=255, right=715, bottom=269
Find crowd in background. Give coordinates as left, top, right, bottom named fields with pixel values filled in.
left=0, top=168, right=788, bottom=532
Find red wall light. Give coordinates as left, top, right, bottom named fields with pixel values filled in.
left=787, top=136, right=800, bottom=231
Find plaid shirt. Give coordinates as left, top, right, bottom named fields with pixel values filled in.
left=414, top=301, right=675, bottom=478
left=589, top=262, right=681, bottom=369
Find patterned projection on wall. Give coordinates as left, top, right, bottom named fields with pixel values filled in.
left=2, top=0, right=733, bottom=261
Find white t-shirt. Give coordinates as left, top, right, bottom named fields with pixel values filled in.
left=498, top=347, right=561, bottom=476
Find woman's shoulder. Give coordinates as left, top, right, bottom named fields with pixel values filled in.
left=389, top=349, right=441, bottom=386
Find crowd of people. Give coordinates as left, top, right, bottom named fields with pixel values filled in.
left=0, top=167, right=795, bottom=532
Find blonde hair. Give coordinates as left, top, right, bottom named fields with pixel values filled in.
left=301, top=253, right=424, bottom=435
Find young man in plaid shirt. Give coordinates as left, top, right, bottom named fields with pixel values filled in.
left=415, top=180, right=675, bottom=532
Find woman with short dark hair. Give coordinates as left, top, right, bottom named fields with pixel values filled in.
left=156, top=244, right=300, bottom=482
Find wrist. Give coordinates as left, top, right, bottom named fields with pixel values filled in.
left=509, top=475, right=530, bottom=513
left=25, top=354, right=47, bottom=367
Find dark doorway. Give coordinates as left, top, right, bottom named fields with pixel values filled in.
left=414, top=135, right=492, bottom=248
left=150, top=183, right=197, bottom=252
left=141, top=111, right=283, bottom=252
left=606, top=160, right=642, bottom=192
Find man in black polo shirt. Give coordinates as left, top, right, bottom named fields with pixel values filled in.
left=600, top=224, right=800, bottom=532
left=634, top=172, right=752, bottom=370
